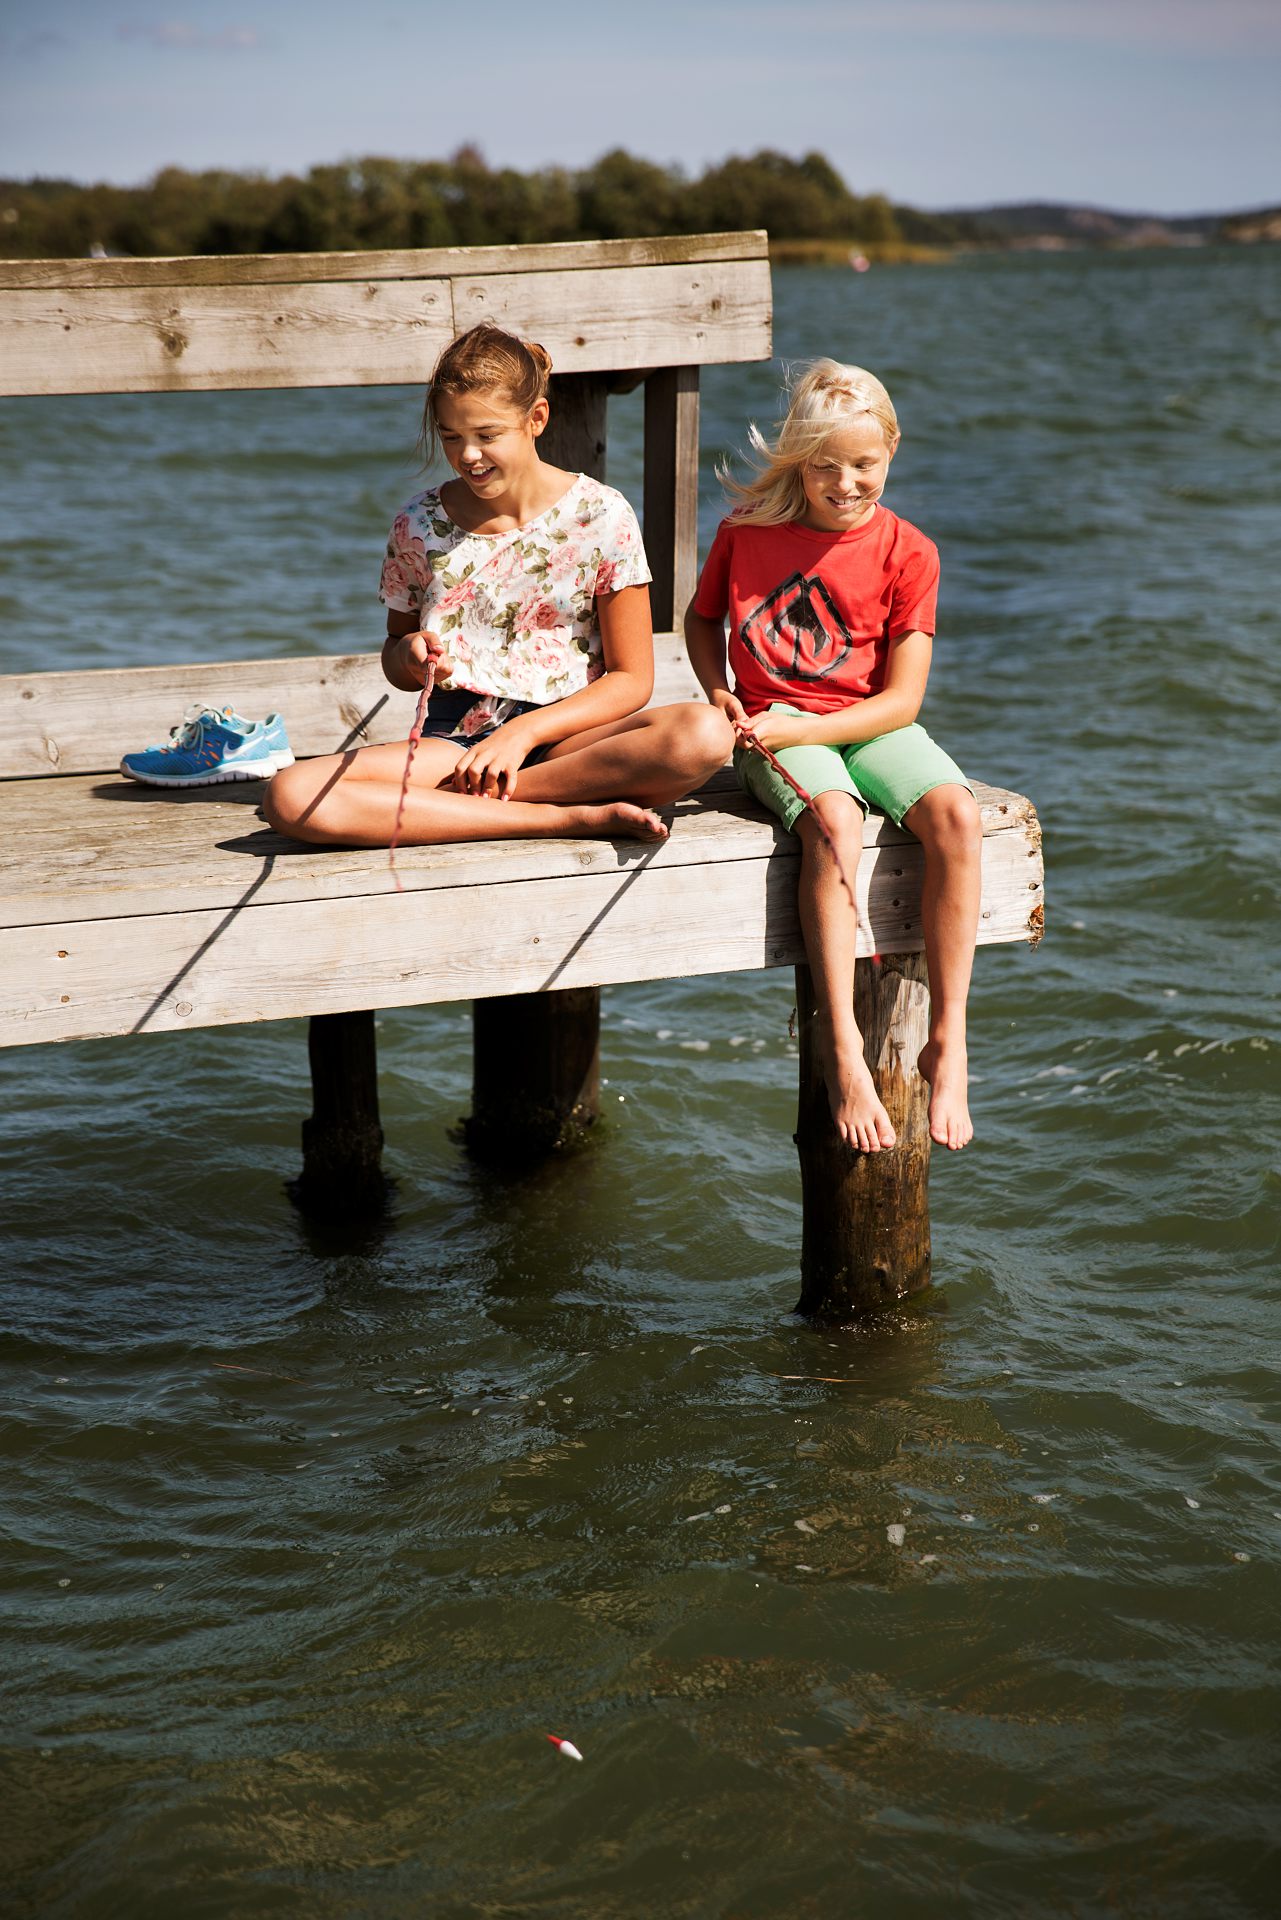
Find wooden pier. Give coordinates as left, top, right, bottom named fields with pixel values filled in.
left=0, top=233, right=1043, bottom=1318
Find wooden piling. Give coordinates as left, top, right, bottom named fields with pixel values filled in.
left=794, top=954, right=932, bottom=1318
left=296, top=1009, right=386, bottom=1215
left=465, top=987, right=601, bottom=1162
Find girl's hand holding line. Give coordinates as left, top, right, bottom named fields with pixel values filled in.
left=399, top=630, right=445, bottom=688
left=745, top=708, right=809, bottom=754
left=450, top=719, right=535, bottom=801
left=710, top=687, right=750, bottom=730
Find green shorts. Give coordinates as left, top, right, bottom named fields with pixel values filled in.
left=733, top=706, right=971, bottom=831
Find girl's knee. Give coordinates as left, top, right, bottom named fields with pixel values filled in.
left=912, top=783, right=981, bottom=854
left=261, top=766, right=289, bottom=832
left=805, top=788, right=864, bottom=850
left=659, top=702, right=735, bottom=779
left=263, top=761, right=312, bottom=838
left=812, top=787, right=862, bottom=824
left=687, top=701, right=735, bottom=765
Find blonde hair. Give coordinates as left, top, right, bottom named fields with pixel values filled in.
left=721, top=359, right=900, bottom=527
left=419, top=322, right=553, bottom=463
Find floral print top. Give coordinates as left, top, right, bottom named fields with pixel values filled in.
left=378, top=474, right=652, bottom=707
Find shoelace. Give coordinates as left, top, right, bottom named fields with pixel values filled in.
left=164, top=704, right=221, bottom=752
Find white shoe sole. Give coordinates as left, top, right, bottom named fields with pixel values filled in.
left=119, top=748, right=295, bottom=787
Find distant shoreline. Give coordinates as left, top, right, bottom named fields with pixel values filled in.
left=2, top=151, right=1275, bottom=265
left=770, top=234, right=1280, bottom=267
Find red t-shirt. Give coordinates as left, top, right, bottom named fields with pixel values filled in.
left=691, top=505, right=939, bottom=716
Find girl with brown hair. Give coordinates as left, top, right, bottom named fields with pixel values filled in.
left=265, top=323, right=732, bottom=848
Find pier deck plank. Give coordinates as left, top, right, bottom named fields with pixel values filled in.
left=0, top=770, right=1042, bottom=1047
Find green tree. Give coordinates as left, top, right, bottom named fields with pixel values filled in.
left=0, top=146, right=990, bottom=261
left=574, top=149, right=688, bottom=239
left=851, top=193, right=900, bottom=244
left=690, top=149, right=860, bottom=238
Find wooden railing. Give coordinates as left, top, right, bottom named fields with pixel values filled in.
left=0, top=232, right=770, bottom=634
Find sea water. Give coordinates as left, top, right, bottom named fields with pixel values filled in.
left=1, top=247, right=1278, bottom=1917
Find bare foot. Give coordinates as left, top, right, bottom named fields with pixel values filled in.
left=817, top=1015, right=896, bottom=1153
left=569, top=801, right=668, bottom=842
left=918, top=1036, right=973, bottom=1150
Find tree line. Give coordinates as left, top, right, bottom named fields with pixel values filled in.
left=0, top=147, right=994, bottom=260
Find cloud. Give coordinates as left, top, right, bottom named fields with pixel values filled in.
left=116, top=21, right=264, bottom=52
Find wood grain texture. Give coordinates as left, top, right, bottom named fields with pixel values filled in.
left=644, top=368, right=701, bottom=631
left=795, top=954, right=933, bottom=1317
left=541, top=373, right=608, bottom=480
left=468, top=988, right=602, bottom=1160
left=1, top=249, right=772, bottom=395
left=298, top=1009, right=386, bottom=1215
left=0, top=780, right=1043, bottom=1046
left=0, top=768, right=1040, bottom=928
left=0, top=636, right=701, bottom=778
left=0, top=233, right=769, bottom=292
left=448, top=261, right=772, bottom=376
left=0, top=280, right=454, bottom=396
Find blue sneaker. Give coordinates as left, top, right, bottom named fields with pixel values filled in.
left=120, top=705, right=295, bottom=787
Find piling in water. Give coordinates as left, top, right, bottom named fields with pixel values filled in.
left=296, top=1010, right=387, bottom=1217
left=794, top=954, right=932, bottom=1317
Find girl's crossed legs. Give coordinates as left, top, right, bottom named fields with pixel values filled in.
left=263, top=701, right=735, bottom=849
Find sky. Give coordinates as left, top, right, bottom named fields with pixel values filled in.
left=0, top=0, right=1276, bottom=214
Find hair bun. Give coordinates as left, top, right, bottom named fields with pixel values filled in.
left=523, top=338, right=553, bottom=379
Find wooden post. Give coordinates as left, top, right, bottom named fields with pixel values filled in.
left=643, top=366, right=700, bottom=631
left=465, top=373, right=608, bottom=1163
left=794, top=954, right=932, bottom=1318
left=465, top=987, right=601, bottom=1162
left=542, top=371, right=608, bottom=480
left=295, top=1010, right=386, bottom=1216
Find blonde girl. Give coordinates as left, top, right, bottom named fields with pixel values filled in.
left=684, top=360, right=982, bottom=1153
left=266, top=323, right=731, bottom=849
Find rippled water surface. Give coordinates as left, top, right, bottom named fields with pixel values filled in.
left=1, top=250, right=1279, bottom=1917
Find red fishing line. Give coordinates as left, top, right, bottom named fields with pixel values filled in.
left=387, top=659, right=436, bottom=892
left=385, top=543, right=520, bottom=889
left=733, top=721, right=858, bottom=912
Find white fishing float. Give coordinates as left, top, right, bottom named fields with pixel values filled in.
left=546, top=1733, right=584, bottom=1762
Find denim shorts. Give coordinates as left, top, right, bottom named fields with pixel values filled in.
left=419, top=687, right=554, bottom=766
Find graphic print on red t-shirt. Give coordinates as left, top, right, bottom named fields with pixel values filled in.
left=691, top=509, right=940, bottom=716
left=738, top=571, right=851, bottom=685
